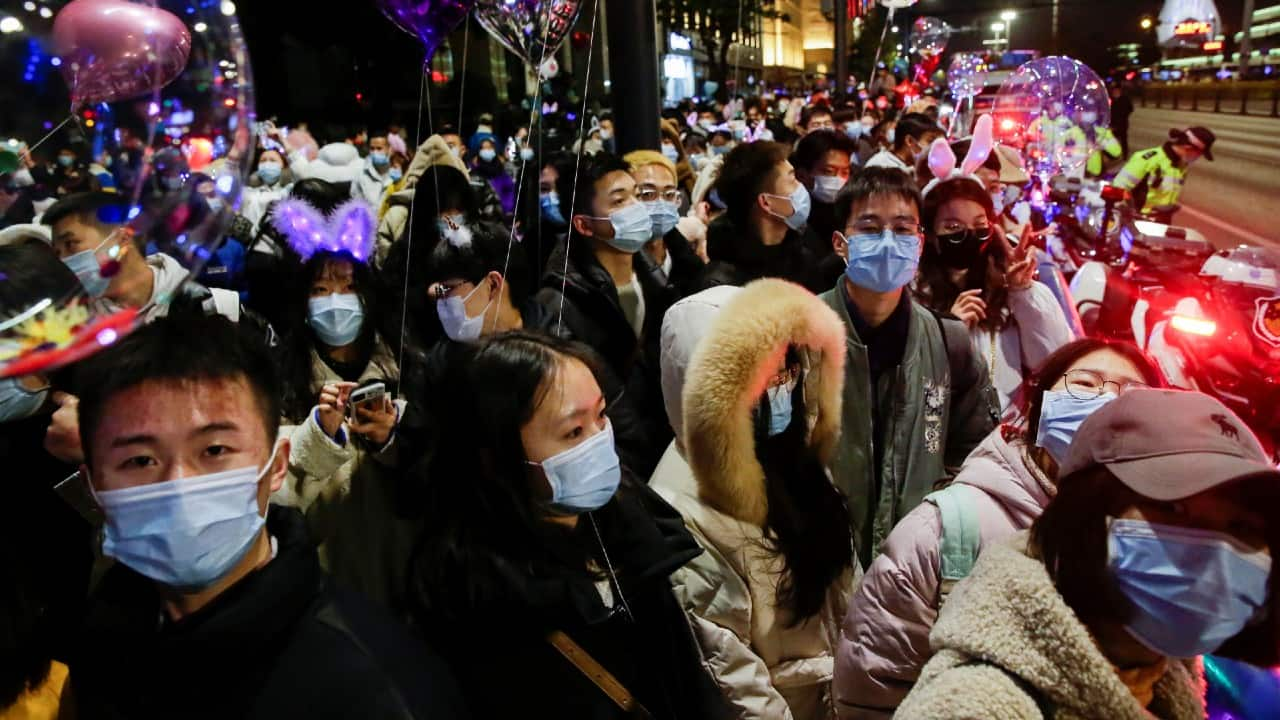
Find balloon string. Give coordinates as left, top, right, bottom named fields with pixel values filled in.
left=457, top=14, right=470, bottom=133
left=871, top=7, right=894, bottom=81
left=396, top=63, right=430, bottom=380
left=20, top=115, right=75, bottom=162
left=557, top=0, right=600, bottom=337
left=732, top=0, right=743, bottom=99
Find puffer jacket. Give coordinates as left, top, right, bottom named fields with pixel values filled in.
left=968, top=282, right=1076, bottom=414
left=894, top=532, right=1206, bottom=719
left=272, top=336, right=419, bottom=617
left=834, top=428, right=1054, bottom=718
left=652, top=278, right=862, bottom=720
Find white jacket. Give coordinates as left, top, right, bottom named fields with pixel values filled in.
left=971, top=282, right=1076, bottom=414
left=92, top=253, right=239, bottom=324
left=351, top=161, right=392, bottom=208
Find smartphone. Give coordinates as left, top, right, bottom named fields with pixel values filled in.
left=347, top=382, right=386, bottom=419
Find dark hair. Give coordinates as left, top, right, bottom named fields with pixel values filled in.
left=559, top=152, right=630, bottom=220
left=833, top=167, right=922, bottom=231
left=800, top=104, right=833, bottom=128
left=42, top=192, right=135, bottom=248
left=893, top=112, right=943, bottom=151
left=0, top=242, right=80, bottom=311
left=1020, top=338, right=1164, bottom=448
left=0, top=543, right=51, bottom=709
left=915, top=178, right=1006, bottom=327
left=715, top=141, right=791, bottom=227
left=791, top=129, right=857, bottom=178
left=75, top=311, right=282, bottom=466
left=411, top=165, right=479, bottom=227
left=289, top=178, right=349, bottom=217
left=756, top=349, right=854, bottom=625
left=427, top=221, right=531, bottom=309
left=948, top=139, right=1002, bottom=174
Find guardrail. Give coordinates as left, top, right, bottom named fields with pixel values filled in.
left=1137, top=82, right=1280, bottom=117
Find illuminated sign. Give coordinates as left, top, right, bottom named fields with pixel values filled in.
left=1174, top=19, right=1213, bottom=36
left=1202, top=40, right=1223, bottom=51
left=669, top=33, right=692, bottom=51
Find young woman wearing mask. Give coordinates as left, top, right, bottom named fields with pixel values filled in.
left=895, top=388, right=1279, bottom=718
left=915, top=175, right=1075, bottom=414
left=408, top=332, right=733, bottom=719
left=834, top=338, right=1163, bottom=717
left=242, top=148, right=293, bottom=228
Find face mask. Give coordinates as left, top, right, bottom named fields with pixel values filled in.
left=540, top=192, right=566, bottom=225
left=370, top=151, right=389, bottom=167
left=436, top=281, right=491, bottom=342
left=711, top=144, right=731, bottom=156
left=389, top=168, right=403, bottom=182
left=57, top=155, right=75, bottom=168
left=437, top=213, right=467, bottom=236
left=661, top=143, right=680, bottom=163
left=62, top=238, right=113, bottom=298
left=645, top=200, right=680, bottom=240
left=843, top=229, right=920, bottom=293
left=1108, top=518, right=1271, bottom=658
left=699, top=120, right=716, bottom=132
left=520, top=147, right=535, bottom=161
left=599, top=129, right=613, bottom=141
left=448, top=146, right=461, bottom=158
left=479, top=148, right=497, bottom=162
left=0, top=377, right=48, bottom=423
left=990, top=189, right=1007, bottom=216
left=765, top=383, right=793, bottom=437
left=1035, top=389, right=1117, bottom=465
left=763, top=184, right=811, bottom=231
left=1002, top=185, right=1022, bottom=209
left=530, top=419, right=621, bottom=514
left=257, top=161, right=282, bottom=185
left=307, top=292, right=364, bottom=347
left=598, top=202, right=653, bottom=254
left=95, top=443, right=280, bottom=590
left=689, top=153, right=707, bottom=171
left=205, top=197, right=223, bottom=215
left=936, top=229, right=988, bottom=271
left=812, top=174, right=844, bottom=204
left=862, top=119, right=876, bottom=131
left=886, top=128, right=896, bottom=145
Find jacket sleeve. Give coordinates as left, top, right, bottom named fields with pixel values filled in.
left=276, top=407, right=355, bottom=512
left=375, top=206, right=406, bottom=268
left=835, top=506, right=944, bottom=719
left=663, top=226, right=707, bottom=298
left=669, top=543, right=794, bottom=720
left=1111, top=151, right=1151, bottom=191
left=1007, top=283, right=1075, bottom=376
left=893, top=661, right=1044, bottom=720
left=943, top=321, right=999, bottom=471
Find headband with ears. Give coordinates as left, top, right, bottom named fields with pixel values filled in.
left=920, top=114, right=995, bottom=199
left=270, top=198, right=375, bottom=263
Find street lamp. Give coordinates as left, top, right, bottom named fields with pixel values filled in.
left=991, top=21, right=1007, bottom=51
left=1001, top=10, right=1017, bottom=49
left=1140, top=17, right=1154, bottom=30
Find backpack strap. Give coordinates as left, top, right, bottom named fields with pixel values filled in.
left=933, top=311, right=974, bottom=389
left=924, top=484, right=982, bottom=603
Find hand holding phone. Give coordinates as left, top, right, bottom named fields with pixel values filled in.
left=348, top=382, right=396, bottom=446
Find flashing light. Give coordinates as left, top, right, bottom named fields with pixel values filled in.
left=38, top=6, right=50, bottom=19
left=193, top=21, right=208, bottom=33
left=222, top=97, right=236, bottom=108
left=1171, top=314, right=1217, bottom=337
left=1140, top=17, right=1154, bottom=30
left=1174, top=20, right=1212, bottom=37
left=1000, top=118, right=1018, bottom=132
left=0, top=16, right=22, bottom=33
left=84, top=119, right=95, bottom=128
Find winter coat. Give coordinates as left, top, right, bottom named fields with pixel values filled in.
left=968, top=282, right=1076, bottom=414
left=241, top=179, right=291, bottom=229
left=894, top=532, right=1207, bottom=720
left=71, top=506, right=467, bottom=719
left=652, top=279, right=862, bottom=720
left=352, top=161, right=393, bottom=208
left=273, top=336, right=419, bottom=616
left=415, top=482, right=734, bottom=720
left=290, top=142, right=364, bottom=188
left=834, top=428, right=1054, bottom=718
left=701, top=213, right=827, bottom=293
left=375, top=135, right=470, bottom=266
left=819, top=282, right=998, bottom=567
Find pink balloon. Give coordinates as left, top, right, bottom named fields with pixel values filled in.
left=52, top=0, right=191, bottom=110
left=928, top=138, right=956, bottom=183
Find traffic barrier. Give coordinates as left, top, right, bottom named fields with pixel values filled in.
left=1137, top=82, right=1280, bottom=118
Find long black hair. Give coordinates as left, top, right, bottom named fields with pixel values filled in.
left=755, top=347, right=854, bottom=626
left=916, top=177, right=1009, bottom=331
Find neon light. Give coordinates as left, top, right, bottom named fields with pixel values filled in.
left=1171, top=314, right=1217, bottom=337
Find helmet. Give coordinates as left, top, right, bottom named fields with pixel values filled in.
left=1200, top=246, right=1280, bottom=292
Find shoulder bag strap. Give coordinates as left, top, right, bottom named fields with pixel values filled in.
left=925, top=484, right=982, bottom=603
left=547, top=629, right=654, bottom=719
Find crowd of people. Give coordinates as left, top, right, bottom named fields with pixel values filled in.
left=0, top=77, right=1274, bottom=720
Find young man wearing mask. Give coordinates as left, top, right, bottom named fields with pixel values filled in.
left=352, top=134, right=393, bottom=207
left=68, top=313, right=466, bottom=718
left=822, top=168, right=998, bottom=567
left=623, top=149, right=706, bottom=296
left=791, top=129, right=857, bottom=282
left=864, top=113, right=944, bottom=182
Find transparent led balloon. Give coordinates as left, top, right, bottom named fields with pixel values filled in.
left=991, top=56, right=1109, bottom=179
left=0, top=0, right=253, bottom=378
left=911, top=16, right=950, bottom=59
left=947, top=54, right=988, bottom=100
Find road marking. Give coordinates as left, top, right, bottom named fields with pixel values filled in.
left=1180, top=204, right=1277, bottom=247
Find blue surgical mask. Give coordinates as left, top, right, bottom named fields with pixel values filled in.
left=1108, top=518, right=1271, bottom=658
left=689, top=153, right=707, bottom=171
left=597, top=202, right=653, bottom=254
left=257, top=161, right=282, bottom=185
left=62, top=240, right=112, bottom=298
left=991, top=189, right=1007, bottom=216
left=205, top=197, right=223, bottom=215
left=765, top=383, right=793, bottom=437
left=520, top=147, right=535, bottom=161
left=1035, top=389, right=1117, bottom=465
left=57, top=155, right=74, bottom=168
left=645, top=200, right=680, bottom=240
left=0, top=377, right=49, bottom=423
left=764, top=185, right=811, bottom=231
left=370, top=151, right=389, bottom=167
left=711, top=144, right=731, bottom=156
left=389, top=167, right=403, bottom=182
left=812, top=174, right=844, bottom=204
left=842, top=229, right=920, bottom=293
left=479, top=148, right=497, bottom=162
left=540, top=192, right=566, bottom=225
left=308, top=292, right=364, bottom=347
left=530, top=420, right=622, bottom=514
left=94, top=443, right=281, bottom=590
left=661, top=143, right=680, bottom=163
left=843, top=122, right=865, bottom=140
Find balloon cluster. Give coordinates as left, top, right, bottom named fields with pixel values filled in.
left=992, top=56, right=1111, bottom=178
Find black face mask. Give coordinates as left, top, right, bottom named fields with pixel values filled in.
left=935, top=229, right=991, bottom=270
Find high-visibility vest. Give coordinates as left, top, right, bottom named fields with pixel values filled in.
left=1112, top=145, right=1187, bottom=212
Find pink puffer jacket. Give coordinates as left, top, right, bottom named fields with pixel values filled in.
left=832, top=427, right=1055, bottom=719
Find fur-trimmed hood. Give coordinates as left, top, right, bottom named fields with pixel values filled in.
left=682, top=278, right=846, bottom=526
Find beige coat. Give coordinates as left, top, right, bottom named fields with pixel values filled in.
left=652, top=278, right=862, bottom=720
left=895, top=532, right=1206, bottom=720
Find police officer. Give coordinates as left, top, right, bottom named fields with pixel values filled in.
left=1112, top=126, right=1215, bottom=224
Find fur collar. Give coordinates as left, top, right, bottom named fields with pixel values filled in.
left=682, top=279, right=846, bottom=526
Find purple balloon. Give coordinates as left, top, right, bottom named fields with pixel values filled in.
left=52, top=0, right=192, bottom=110
left=474, top=0, right=585, bottom=69
left=377, top=0, right=474, bottom=61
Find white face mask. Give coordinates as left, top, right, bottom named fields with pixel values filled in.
left=436, top=281, right=492, bottom=342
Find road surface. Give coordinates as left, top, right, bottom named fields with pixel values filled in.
left=1127, top=107, right=1280, bottom=250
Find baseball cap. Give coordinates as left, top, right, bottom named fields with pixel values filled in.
left=1170, top=126, right=1216, bottom=161
left=993, top=144, right=1030, bottom=185
left=1059, top=388, right=1279, bottom=500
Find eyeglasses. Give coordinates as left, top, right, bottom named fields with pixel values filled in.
left=1061, top=369, right=1149, bottom=400
left=636, top=187, right=682, bottom=204
left=937, top=223, right=993, bottom=239
left=428, top=280, right=471, bottom=301
left=850, top=221, right=923, bottom=237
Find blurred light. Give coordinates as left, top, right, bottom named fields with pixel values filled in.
left=220, top=0, right=236, bottom=15
left=22, top=1, right=35, bottom=11
left=991, top=22, right=1006, bottom=32
left=38, top=6, right=50, bottom=19
left=50, top=56, right=61, bottom=66
left=1140, top=17, right=1153, bottom=30
left=215, top=175, right=234, bottom=194
left=891, top=25, right=899, bottom=33
left=222, top=97, right=236, bottom=108
left=193, top=21, right=208, bottom=32
left=1000, top=10, right=1017, bottom=21
left=96, top=328, right=119, bottom=346
left=0, top=17, right=24, bottom=33
left=1171, top=314, right=1216, bottom=337
left=127, top=206, right=141, bottom=220
left=84, top=119, right=95, bottom=128
left=148, top=101, right=160, bottom=116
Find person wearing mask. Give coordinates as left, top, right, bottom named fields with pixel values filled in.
left=708, top=129, right=736, bottom=158
left=700, top=141, right=824, bottom=293
left=863, top=113, right=943, bottom=182
left=537, top=153, right=670, bottom=476
left=914, top=169, right=1075, bottom=414
left=351, top=134, right=394, bottom=207
left=799, top=105, right=836, bottom=136
left=407, top=331, right=732, bottom=719
left=598, top=113, right=617, bottom=153
left=653, top=279, right=860, bottom=719
left=470, top=135, right=517, bottom=217
left=378, top=151, right=410, bottom=217
left=895, top=388, right=1279, bottom=718
left=791, top=129, right=858, bottom=283
left=622, top=149, right=706, bottom=296
left=1083, top=113, right=1124, bottom=179
left=659, top=118, right=697, bottom=196
left=375, top=134, right=471, bottom=265
left=822, top=168, right=998, bottom=568
left=1112, top=127, right=1215, bottom=224
left=834, top=338, right=1164, bottom=718
left=242, top=148, right=294, bottom=227
left=743, top=98, right=776, bottom=142
left=50, top=147, right=97, bottom=197
left=68, top=313, right=466, bottom=719
left=524, top=151, right=575, bottom=291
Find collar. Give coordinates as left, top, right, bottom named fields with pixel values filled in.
left=844, top=287, right=911, bottom=344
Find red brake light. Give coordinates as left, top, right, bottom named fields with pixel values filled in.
left=1100, top=184, right=1128, bottom=203
left=1171, top=314, right=1217, bottom=337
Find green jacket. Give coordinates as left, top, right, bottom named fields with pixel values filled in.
left=820, top=284, right=998, bottom=567
left=1113, top=144, right=1187, bottom=213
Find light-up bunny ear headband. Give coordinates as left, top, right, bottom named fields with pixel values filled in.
left=920, top=114, right=995, bottom=199
left=270, top=198, right=375, bottom=263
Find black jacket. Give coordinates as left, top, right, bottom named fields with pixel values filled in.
left=71, top=506, right=467, bottom=720
left=700, top=213, right=827, bottom=293
left=414, top=481, right=734, bottom=720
